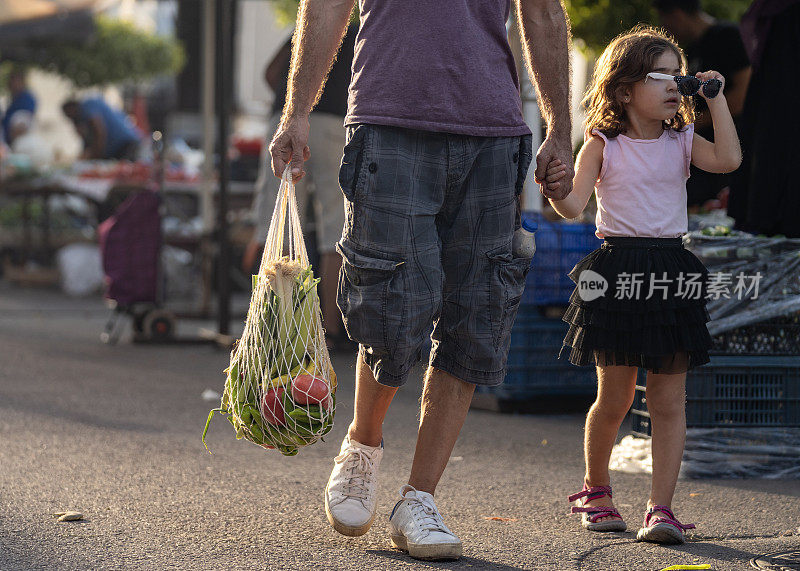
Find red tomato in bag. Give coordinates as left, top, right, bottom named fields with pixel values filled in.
left=291, top=375, right=331, bottom=409
left=261, top=387, right=286, bottom=426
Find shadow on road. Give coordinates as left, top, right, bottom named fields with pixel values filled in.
left=661, top=540, right=761, bottom=567
left=366, top=548, right=530, bottom=569
left=574, top=534, right=763, bottom=569
left=0, top=394, right=161, bottom=433
left=699, top=478, right=800, bottom=498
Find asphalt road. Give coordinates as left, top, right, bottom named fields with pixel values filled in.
left=1, top=285, right=798, bottom=570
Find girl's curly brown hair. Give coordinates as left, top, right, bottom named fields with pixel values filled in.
left=583, top=25, right=694, bottom=138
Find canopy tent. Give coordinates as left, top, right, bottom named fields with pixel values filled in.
left=0, top=10, right=95, bottom=52
left=0, top=0, right=103, bottom=24
left=0, top=0, right=97, bottom=24
left=0, top=1, right=115, bottom=55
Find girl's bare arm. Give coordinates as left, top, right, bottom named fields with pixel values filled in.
left=547, top=135, right=603, bottom=219
left=690, top=71, right=743, bottom=174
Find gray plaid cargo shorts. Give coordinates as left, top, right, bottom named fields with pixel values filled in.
left=336, top=124, right=533, bottom=387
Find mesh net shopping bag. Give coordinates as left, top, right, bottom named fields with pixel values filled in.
left=204, top=168, right=336, bottom=456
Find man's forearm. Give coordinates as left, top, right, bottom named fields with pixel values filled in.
left=517, top=0, right=572, bottom=136
left=284, top=0, right=353, bottom=119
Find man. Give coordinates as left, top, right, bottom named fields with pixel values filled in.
left=62, top=97, right=143, bottom=161
left=244, top=24, right=357, bottom=351
left=2, top=69, right=37, bottom=146
left=655, top=0, right=751, bottom=210
left=270, top=0, right=573, bottom=561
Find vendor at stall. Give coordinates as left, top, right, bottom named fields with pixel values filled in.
left=62, top=97, right=143, bottom=161
left=2, top=69, right=37, bottom=146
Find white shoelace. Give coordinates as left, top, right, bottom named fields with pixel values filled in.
left=334, top=446, right=374, bottom=501
left=408, top=494, right=447, bottom=536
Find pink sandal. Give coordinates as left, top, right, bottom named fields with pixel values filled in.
left=636, top=505, right=695, bottom=544
left=568, top=483, right=627, bottom=532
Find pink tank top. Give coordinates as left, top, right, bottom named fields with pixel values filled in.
left=591, top=124, right=693, bottom=239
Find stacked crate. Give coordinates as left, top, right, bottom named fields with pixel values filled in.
left=631, top=356, right=800, bottom=436
left=474, top=214, right=601, bottom=410
left=522, top=213, right=602, bottom=306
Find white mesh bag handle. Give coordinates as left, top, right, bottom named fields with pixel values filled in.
left=207, top=166, right=335, bottom=456
left=262, top=167, right=309, bottom=269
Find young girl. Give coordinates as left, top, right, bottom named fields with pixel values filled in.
left=542, top=26, right=741, bottom=544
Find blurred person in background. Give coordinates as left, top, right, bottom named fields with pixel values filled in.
left=244, top=23, right=358, bottom=352
left=655, top=0, right=751, bottom=211
left=62, top=97, right=143, bottom=161
left=2, top=68, right=37, bottom=146
left=727, top=0, right=800, bottom=238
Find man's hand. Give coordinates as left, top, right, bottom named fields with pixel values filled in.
left=535, top=132, right=574, bottom=200
left=269, top=114, right=311, bottom=181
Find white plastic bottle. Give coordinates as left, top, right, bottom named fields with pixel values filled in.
left=512, top=218, right=537, bottom=258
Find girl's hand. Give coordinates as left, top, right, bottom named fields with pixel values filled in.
left=535, top=132, right=574, bottom=200
left=696, top=70, right=725, bottom=101
left=537, top=158, right=568, bottom=192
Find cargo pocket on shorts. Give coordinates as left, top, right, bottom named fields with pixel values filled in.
left=336, top=241, right=406, bottom=358
left=486, top=245, right=533, bottom=351
left=338, top=125, right=369, bottom=202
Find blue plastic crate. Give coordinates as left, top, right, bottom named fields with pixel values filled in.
left=631, top=356, right=800, bottom=436
left=508, top=322, right=568, bottom=350
left=520, top=211, right=601, bottom=306
left=476, top=309, right=598, bottom=401
left=491, top=364, right=596, bottom=400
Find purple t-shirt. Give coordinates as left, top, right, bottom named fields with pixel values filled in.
left=345, top=0, right=531, bottom=137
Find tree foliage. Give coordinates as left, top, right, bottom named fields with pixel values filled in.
left=274, top=0, right=750, bottom=55
left=566, top=0, right=753, bottom=54
left=33, top=16, right=185, bottom=88
left=271, top=0, right=301, bottom=28
left=270, top=0, right=358, bottom=29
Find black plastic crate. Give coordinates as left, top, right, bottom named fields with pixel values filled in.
left=711, top=312, right=800, bottom=355
left=631, top=356, right=800, bottom=437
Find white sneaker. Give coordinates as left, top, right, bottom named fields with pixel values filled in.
left=324, top=434, right=383, bottom=536
left=388, top=485, right=462, bottom=560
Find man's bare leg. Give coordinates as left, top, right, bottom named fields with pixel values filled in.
left=348, top=350, right=398, bottom=447
left=324, top=350, right=396, bottom=536
left=385, top=366, right=469, bottom=560
left=407, top=367, right=476, bottom=495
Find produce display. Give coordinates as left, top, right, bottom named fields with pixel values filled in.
left=684, top=227, right=800, bottom=352
left=700, top=224, right=733, bottom=237
left=71, top=160, right=198, bottom=184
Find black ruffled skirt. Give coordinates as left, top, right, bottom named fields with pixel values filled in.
left=559, top=237, right=712, bottom=374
